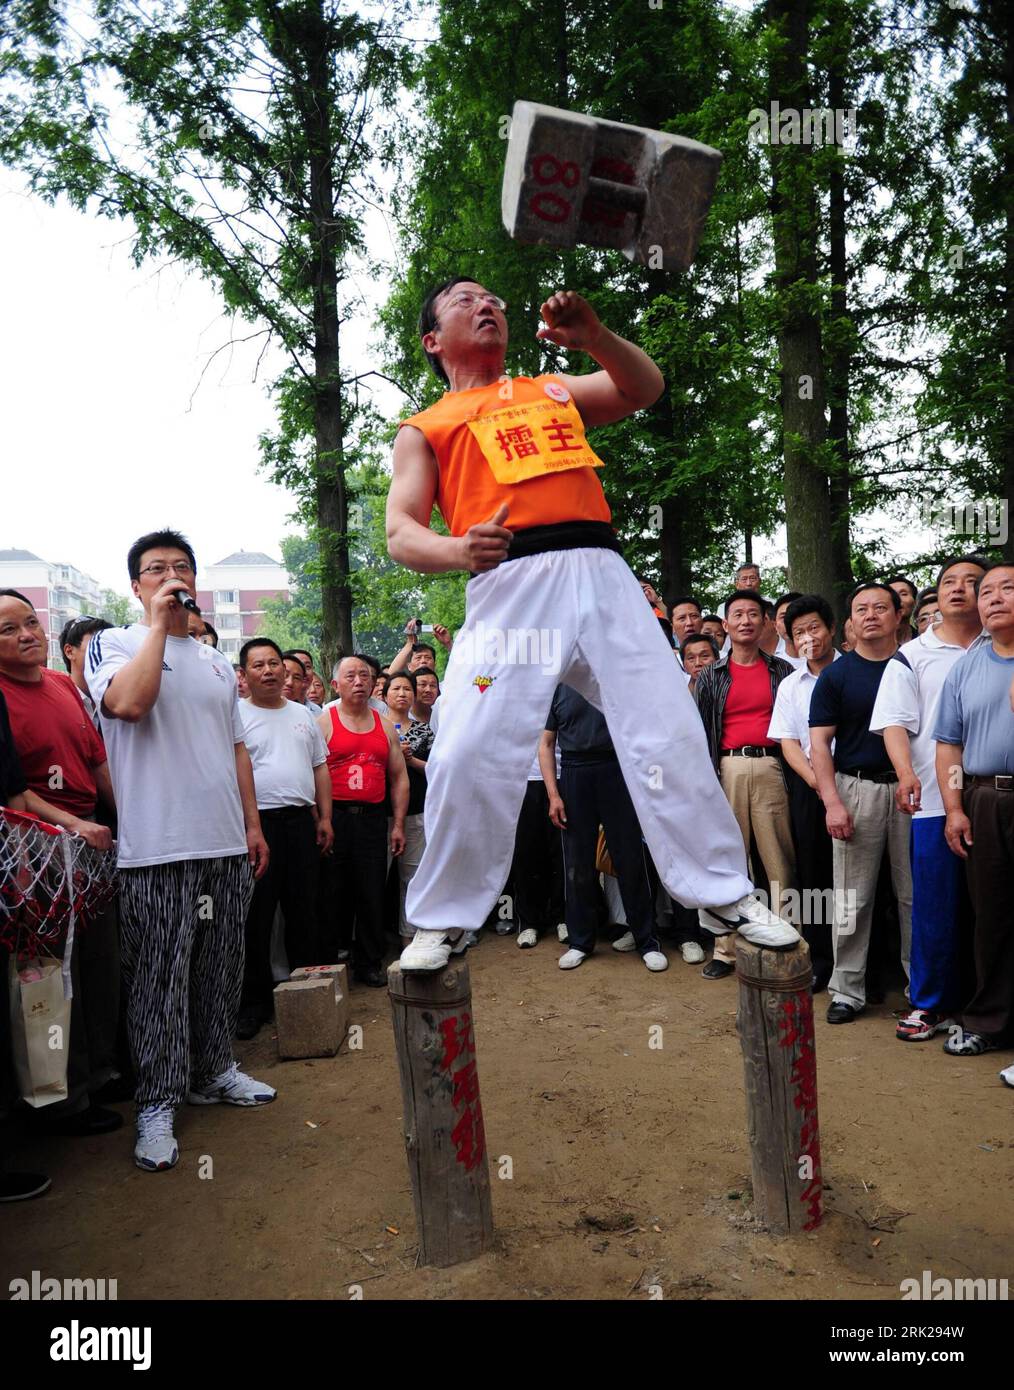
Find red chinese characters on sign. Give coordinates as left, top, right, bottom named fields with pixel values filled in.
left=438, top=1011, right=486, bottom=1172
left=541, top=416, right=581, bottom=452
left=494, top=424, right=540, bottom=462
left=778, top=992, right=824, bottom=1232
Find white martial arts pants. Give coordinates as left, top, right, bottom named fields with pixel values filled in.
left=405, top=546, right=752, bottom=932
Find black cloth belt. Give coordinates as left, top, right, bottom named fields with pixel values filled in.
left=721, top=745, right=780, bottom=758
left=838, top=767, right=898, bottom=784
left=967, top=774, right=1014, bottom=791
left=332, top=801, right=386, bottom=815
left=469, top=520, right=622, bottom=578
left=259, top=804, right=314, bottom=819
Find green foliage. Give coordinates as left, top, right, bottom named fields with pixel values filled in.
left=97, top=589, right=138, bottom=626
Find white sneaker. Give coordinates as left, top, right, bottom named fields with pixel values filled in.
left=517, top=928, right=538, bottom=948
left=399, top=928, right=465, bottom=972
left=698, top=894, right=800, bottom=949
left=134, top=1106, right=179, bottom=1171
left=558, top=948, right=587, bottom=970
left=611, top=931, right=637, bottom=952
left=556, top=923, right=569, bottom=943
left=1000, top=1064, right=1014, bottom=1089
left=680, top=941, right=706, bottom=965
left=642, top=951, right=668, bottom=972
left=189, top=1063, right=277, bottom=1106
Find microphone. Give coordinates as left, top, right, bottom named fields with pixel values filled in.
left=170, top=588, right=201, bottom=614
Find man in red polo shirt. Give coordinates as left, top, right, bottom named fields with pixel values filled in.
left=693, top=589, right=797, bottom=978
left=0, top=589, right=121, bottom=1134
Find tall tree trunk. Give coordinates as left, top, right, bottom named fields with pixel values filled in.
left=768, top=0, right=837, bottom=599
left=1003, top=0, right=1014, bottom=562
left=827, top=26, right=855, bottom=611
left=303, top=11, right=353, bottom=674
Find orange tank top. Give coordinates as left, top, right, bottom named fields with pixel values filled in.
left=400, top=375, right=612, bottom=537
left=326, top=707, right=388, bottom=804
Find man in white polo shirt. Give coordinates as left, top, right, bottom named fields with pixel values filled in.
left=768, top=593, right=839, bottom=991
left=86, top=529, right=273, bottom=1174
left=870, top=554, right=987, bottom=1042
left=236, top=637, right=332, bottom=1039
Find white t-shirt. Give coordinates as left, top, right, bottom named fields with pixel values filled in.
left=869, top=628, right=975, bottom=818
left=86, top=624, right=247, bottom=867
left=768, top=652, right=840, bottom=758
left=239, top=699, right=327, bottom=810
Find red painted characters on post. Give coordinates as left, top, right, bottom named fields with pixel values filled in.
left=438, top=1011, right=487, bottom=1172
left=777, top=991, right=824, bottom=1232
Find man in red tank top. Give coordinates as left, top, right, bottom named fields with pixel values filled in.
left=387, top=278, right=800, bottom=972
left=316, top=655, right=408, bottom=987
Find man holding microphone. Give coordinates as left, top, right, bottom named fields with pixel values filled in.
left=87, top=529, right=273, bottom=1173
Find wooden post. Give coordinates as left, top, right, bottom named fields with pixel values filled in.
left=388, top=959, right=494, bottom=1268
left=735, top=938, right=824, bottom=1235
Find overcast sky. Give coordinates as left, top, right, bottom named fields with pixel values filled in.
left=0, top=169, right=400, bottom=595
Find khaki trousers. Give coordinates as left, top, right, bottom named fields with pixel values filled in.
left=715, top=754, right=797, bottom=963
left=828, top=773, right=913, bottom=1010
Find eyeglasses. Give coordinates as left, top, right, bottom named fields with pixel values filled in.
left=445, top=292, right=506, bottom=311
left=139, top=562, right=195, bottom=578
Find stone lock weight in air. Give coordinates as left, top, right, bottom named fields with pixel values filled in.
left=501, top=101, right=722, bottom=271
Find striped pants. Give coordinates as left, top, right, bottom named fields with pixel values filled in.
left=118, top=855, right=254, bottom=1110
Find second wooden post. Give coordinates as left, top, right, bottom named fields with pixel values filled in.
left=735, top=938, right=824, bottom=1235
left=388, top=958, right=494, bottom=1268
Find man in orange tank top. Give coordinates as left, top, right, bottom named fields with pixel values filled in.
left=387, top=278, right=800, bottom=972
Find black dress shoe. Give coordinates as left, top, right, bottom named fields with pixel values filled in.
left=38, top=1103, right=124, bottom=1137
left=0, top=1171, right=52, bottom=1202
left=354, top=967, right=387, bottom=988
left=235, top=1008, right=266, bottom=1041
left=702, top=959, right=735, bottom=980
left=811, top=967, right=833, bottom=995
left=826, top=1001, right=859, bottom=1024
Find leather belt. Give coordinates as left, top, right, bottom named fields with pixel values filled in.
left=721, top=745, right=780, bottom=759
left=838, top=767, right=898, bottom=784
left=967, top=774, right=1014, bottom=791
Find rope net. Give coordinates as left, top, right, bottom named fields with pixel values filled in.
left=0, top=808, right=118, bottom=956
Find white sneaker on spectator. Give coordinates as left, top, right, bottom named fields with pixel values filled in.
left=611, top=931, right=636, bottom=952
left=680, top=941, right=706, bottom=964
left=399, top=928, right=465, bottom=972
left=134, top=1106, right=179, bottom=1172
left=558, top=948, right=587, bottom=970
left=556, top=923, right=569, bottom=943
left=642, top=951, right=668, bottom=972
left=1000, top=1064, right=1014, bottom=1089
left=698, top=894, right=800, bottom=949
left=189, top=1063, right=276, bottom=1106
left=517, top=928, right=538, bottom=948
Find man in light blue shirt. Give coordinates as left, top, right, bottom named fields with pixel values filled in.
left=933, top=562, right=1014, bottom=1068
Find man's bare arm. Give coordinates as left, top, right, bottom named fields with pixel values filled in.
left=536, top=292, right=664, bottom=426
left=387, top=426, right=512, bottom=575
left=386, top=428, right=466, bottom=573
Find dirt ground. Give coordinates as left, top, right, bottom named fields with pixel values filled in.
left=3, top=930, right=1013, bottom=1302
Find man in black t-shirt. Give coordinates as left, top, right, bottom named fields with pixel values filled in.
left=809, top=583, right=914, bottom=1023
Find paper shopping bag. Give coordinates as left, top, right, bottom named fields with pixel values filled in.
left=8, top=953, right=70, bottom=1108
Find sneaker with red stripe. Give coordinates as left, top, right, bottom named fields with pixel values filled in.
left=896, top=1010, right=953, bottom=1042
